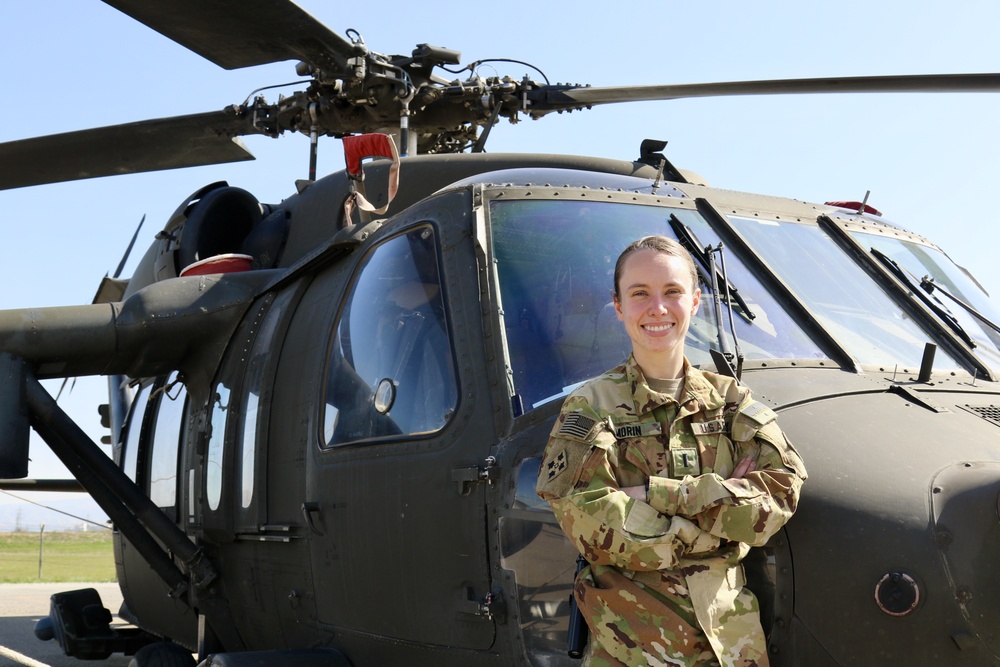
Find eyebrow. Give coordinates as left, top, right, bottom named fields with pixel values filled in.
left=624, top=281, right=685, bottom=292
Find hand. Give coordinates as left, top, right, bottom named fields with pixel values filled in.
left=729, top=456, right=756, bottom=479
left=622, top=485, right=646, bottom=500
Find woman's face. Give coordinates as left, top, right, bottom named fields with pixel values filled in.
left=614, top=249, right=700, bottom=377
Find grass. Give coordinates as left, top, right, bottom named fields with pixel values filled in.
left=0, top=531, right=116, bottom=583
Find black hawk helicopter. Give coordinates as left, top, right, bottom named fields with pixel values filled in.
left=1, top=2, right=999, bottom=666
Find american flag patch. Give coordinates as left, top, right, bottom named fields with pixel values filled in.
left=559, top=413, right=597, bottom=439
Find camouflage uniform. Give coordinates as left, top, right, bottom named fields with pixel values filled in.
left=537, top=355, right=806, bottom=666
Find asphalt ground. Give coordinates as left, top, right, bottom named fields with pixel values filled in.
left=0, top=583, right=130, bottom=667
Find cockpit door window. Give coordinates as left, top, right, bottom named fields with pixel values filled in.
left=323, top=226, right=458, bottom=446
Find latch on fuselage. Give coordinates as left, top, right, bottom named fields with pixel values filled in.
left=450, top=456, right=497, bottom=495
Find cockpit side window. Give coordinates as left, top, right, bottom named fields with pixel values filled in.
left=730, top=215, right=962, bottom=371
left=323, top=226, right=459, bottom=447
left=849, top=230, right=1000, bottom=376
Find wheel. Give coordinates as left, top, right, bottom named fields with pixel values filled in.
left=129, top=642, right=196, bottom=667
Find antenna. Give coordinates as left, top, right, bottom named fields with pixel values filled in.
left=858, top=190, right=871, bottom=216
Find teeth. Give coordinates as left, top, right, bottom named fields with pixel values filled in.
left=644, top=323, right=674, bottom=332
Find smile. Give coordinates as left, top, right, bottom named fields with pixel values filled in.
left=643, top=323, right=675, bottom=333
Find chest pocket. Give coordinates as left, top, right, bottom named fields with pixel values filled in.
left=687, top=409, right=735, bottom=478
left=619, top=421, right=668, bottom=482
left=620, top=422, right=704, bottom=480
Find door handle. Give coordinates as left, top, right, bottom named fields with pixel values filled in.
left=301, top=501, right=324, bottom=536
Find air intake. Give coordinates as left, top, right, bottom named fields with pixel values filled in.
left=960, top=404, right=1000, bottom=428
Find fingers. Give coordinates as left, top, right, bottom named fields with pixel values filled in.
left=730, top=456, right=756, bottom=479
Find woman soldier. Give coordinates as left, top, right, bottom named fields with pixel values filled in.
left=537, top=236, right=806, bottom=666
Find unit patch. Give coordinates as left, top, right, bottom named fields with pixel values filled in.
left=545, top=449, right=569, bottom=480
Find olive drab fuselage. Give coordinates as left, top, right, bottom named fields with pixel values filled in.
left=2, top=153, right=1000, bottom=666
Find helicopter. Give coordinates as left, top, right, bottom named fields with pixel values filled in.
left=1, top=1, right=1000, bottom=666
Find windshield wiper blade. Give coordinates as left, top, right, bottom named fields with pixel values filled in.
left=870, top=248, right=977, bottom=348
left=669, top=215, right=751, bottom=379
left=668, top=215, right=755, bottom=322
left=919, top=277, right=1000, bottom=336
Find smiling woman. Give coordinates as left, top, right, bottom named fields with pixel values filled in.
left=611, top=238, right=702, bottom=380
left=536, top=234, right=807, bottom=666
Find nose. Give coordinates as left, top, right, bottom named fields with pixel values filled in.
left=647, top=295, right=670, bottom=315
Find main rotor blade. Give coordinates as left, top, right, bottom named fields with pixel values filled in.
left=102, top=0, right=356, bottom=73
left=542, top=73, right=1000, bottom=110
left=0, top=110, right=257, bottom=191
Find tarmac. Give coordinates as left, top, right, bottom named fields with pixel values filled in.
left=0, top=583, right=130, bottom=667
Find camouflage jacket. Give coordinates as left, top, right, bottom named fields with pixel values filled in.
left=537, top=356, right=806, bottom=666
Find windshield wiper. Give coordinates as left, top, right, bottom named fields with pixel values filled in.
left=669, top=215, right=752, bottom=379
left=918, top=277, right=1000, bottom=337
left=669, top=215, right=755, bottom=323
left=870, top=248, right=977, bottom=348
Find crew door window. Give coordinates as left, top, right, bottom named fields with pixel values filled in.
left=121, top=383, right=152, bottom=482
left=206, top=382, right=231, bottom=512
left=148, top=373, right=187, bottom=518
left=323, top=227, right=459, bottom=447
left=239, top=290, right=293, bottom=511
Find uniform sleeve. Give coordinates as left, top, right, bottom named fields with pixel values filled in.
left=537, top=398, right=721, bottom=571
left=646, top=398, right=807, bottom=547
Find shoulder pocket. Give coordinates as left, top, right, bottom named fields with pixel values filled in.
left=731, top=402, right=806, bottom=478
left=537, top=421, right=616, bottom=499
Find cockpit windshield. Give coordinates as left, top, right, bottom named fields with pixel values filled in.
left=729, top=216, right=962, bottom=371
left=848, top=230, right=1000, bottom=376
left=488, top=199, right=825, bottom=413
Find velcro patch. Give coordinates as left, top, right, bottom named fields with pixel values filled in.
left=691, top=419, right=727, bottom=436
left=614, top=422, right=663, bottom=439
left=671, top=447, right=701, bottom=478
left=741, top=401, right=777, bottom=425
left=558, top=413, right=598, bottom=440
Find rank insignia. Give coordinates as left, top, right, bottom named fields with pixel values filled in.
left=671, top=447, right=700, bottom=477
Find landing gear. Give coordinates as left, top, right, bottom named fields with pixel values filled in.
left=129, top=642, right=197, bottom=667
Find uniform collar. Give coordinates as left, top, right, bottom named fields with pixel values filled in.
left=624, top=354, right=726, bottom=418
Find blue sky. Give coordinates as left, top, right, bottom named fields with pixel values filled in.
left=2, top=0, right=1000, bottom=495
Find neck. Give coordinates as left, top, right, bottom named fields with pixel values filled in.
left=633, top=350, right=684, bottom=380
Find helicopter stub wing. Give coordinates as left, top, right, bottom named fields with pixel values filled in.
left=529, top=72, right=1000, bottom=114
left=102, top=0, right=357, bottom=74
left=0, top=110, right=257, bottom=191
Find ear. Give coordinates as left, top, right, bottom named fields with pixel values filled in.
left=691, top=288, right=701, bottom=314
left=613, top=294, right=624, bottom=322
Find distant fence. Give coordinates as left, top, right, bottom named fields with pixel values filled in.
left=0, top=527, right=116, bottom=582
